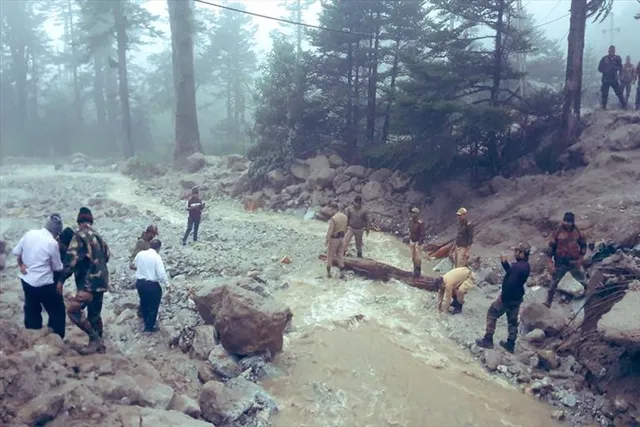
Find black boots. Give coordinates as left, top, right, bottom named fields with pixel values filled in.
left=357, top=251, right=363, bottom=258
left=451, top=299, right=463, bottom=315
left=413, top=266, right=421, bottom=278
left=475, top=335, right=494, bottom=349
left=327, top=267, right=345, bottom=279
left=500, top=339, right=515, bottom=353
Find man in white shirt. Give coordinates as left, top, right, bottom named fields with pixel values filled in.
left=12, top=214, right=67, bottom=338
left=132, top=239, right=169, bottom=332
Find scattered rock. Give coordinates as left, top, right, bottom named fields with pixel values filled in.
left=190, top=325, right=217, bottom=361
left=17, top=390, right=65, bottom=426
left=328, top=154, right=344, bottom=168
left=483, top=349, right=502, bottom=372
left=551, top=409, right=566, bottom=420
left=208, top=345, right=241, bottom=379
left=185, top=153, right=206, bottom=173
left=139, top=408, right=213, bottom=427
left=361, top=181, right=385, bottom=201
left=557, top=272, right=585, bottom=298
left=344, top=165, right=366, bottom=178
left=290, top=161, right=310, bottom=181
left=525, top=328, right=546, bottom=344
left=307, top=168, right=337, bottom=190
left=368, top=168, right=393, bottom=183
left=433, top=257, right=453, bottom=273
left=266, top=169, right=286, bottom=190
left=306, top=155, right=331, bottom=173
left=536, top=350, right=560, bottom=371
left=520, top=302, right=568, bottom=336
left=169, top=394, right=202, bottom=419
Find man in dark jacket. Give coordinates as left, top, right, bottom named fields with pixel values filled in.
left=182, top=187, right=205, bottom=246
left=475, top=242, right=531, bottom=353
left=598, top=45, right=626, bottom=109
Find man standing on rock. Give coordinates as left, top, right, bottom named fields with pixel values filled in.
left=60, top=207, right=111, bottom=354
left=12, top=214, right=66, bottom=338
left=182, top=187, right=205, bottom=246
left=598, top=45, right=626, bottom=109
left=453, top=207, right=473, bottom=268
left=133, top=239, right=168, bottom=332
left=344, top=195, right=370, bottom=258
left=476, top=243, right=531, bottom=353
left=621, top=55, right=637, bottom=105
left=436, top=266, right=476, bottom=315
left=545, top=212, right=587, bottom=308
left=409, top=207, right=426, bottom=277
left=130, top=225, right=158, bottom=267
left=325, top=201, right=348, bottom=278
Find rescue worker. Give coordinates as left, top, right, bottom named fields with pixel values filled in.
left=325, top=201, right=348, bottom=278
left=436, top=266, right=476, bottom=315
left=344, top=195, right=370, bottom=258
left=408, top=207, right=426, bottom=277
left=621, top=55, right=637, bottom=104
left=475, top=243, right=531, bottom=353
left=598, top=45, right=626, bottom=109
left=133, top=239, right=169, bottom=332
left=453, top=207, right=473, bottom=268
left=130, top=225, right=158, bottom=267
left=59, top=207, right=111, bottom=354
left=182, top=187, right=205, bottom=245
left=54, top=227, right=75, bottom=285
left=545, top=211, right=587, bottom=308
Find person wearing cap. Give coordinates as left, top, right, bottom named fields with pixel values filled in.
left=344, top=195, right=370, bottom=258
left=11, top=214, right=66, bottom=338
left=545, top=211, right=587, bottom=308
left=60, top=207, right=111, bottom=354
left=325, top=201, right=348, bottom=278
left=453, top=207, right=473, bottom=268
left=476, top=243, right=531, bottom=353
left=130, top=224, right=158, bottom=266
left=133, top=239, right=169, bottom=332
left=408, top=207, right=426, bottom=277
left=436, top=266, right=476, bottom=315
left=182, top=186, right=205, bottom=246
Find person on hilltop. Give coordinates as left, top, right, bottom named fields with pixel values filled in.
left=182, top=186, right=205, bottom=246
left=344, top=195, right=371, bottom=258
left=60, top=207, right=111, bottom=354
left=598, top=45, right=626, bottom=109
left=475, top=243, right=531, bottom=353
left=408, top=207, right=426, bottom=278
left=325, top=201, right=348, bottom=279
left=452, top=207, right=473, bottom=268
left=132, top=239, right=169, bottom=333
left=12, top=214, right=66, bottom=339
left=545, top=212, right=587, bottom=308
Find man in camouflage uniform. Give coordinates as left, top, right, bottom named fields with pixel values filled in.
left=130, top=225, right=158, bottom=267
left=621, top=56, right=636, bottom=104
left=344, top=195, right=370, bottom=258
left=476, top=243, right=531, bottom=353
left=453, top=207, right=473, bottom=267
left=60, top=207, right=111, bottom=354
left=545, top=212, right=587, bottom=308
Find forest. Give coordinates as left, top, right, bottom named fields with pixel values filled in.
left=0, top=0, right=637, bottom=187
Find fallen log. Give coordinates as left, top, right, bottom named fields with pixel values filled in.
left=318, top=254, right=441, bottom=291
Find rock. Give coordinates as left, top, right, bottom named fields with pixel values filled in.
left=551, top=409, right=566, bottom=420
left=307, top=168, right=337, bottom=190
left=406, top=190, right=427, bottom=206
left=332, top=173, right=350, bottom=189
left=388, top=171, right=411, bottom=192
left=197, top=364, right=217, bottom=384
left=530, top=378, right=552, bottom=393
left=306, top=155, right=331, bottom=173
left=290, top=161, right=310, bottom=181
left=191, top=325, right=217, bottom=360
left=186, top=153, right=206, bottom=173
left=194, top=283, right=293, bottom=356
left=483, top=349, right=502, bottom=372
left=95, top=374, right=145, bottom=406
left=169, top=394, right=202, bottom=419
left=310, top=190, right=330, bottom=207
left=525, top=329, right=546, bottom=344
left=361, top=181, right=385, bottom=201
left=433, top=258, right=453, bottom=273
left=139, top=408, right=213, bottom=427
left=475, top=267, right=499, bottom=285
left=520, top=302, right=568, bottom=336
left=238, top=354, right=280, bottom=380
left=559, top=391, right=578, bottom=408
left=266, top=169, right=286, bottom=190
left=314, top=205, right=335, bottom=221
left=328, top=154, right=344, bottom=168
left=17, top=390, right=65, bottom=426
left=199, top=377, right=277, bottom=425
left=208, top=345, right=242, bottom=379
left=135, top=376, right=175, bottom=409
left=344, top=165, right=366, bottom=178
left=536, top=350, right=560, bottom=370
left=557, top=272, right=585, bottom=298
left=225, top=154, right=248, bottom=172
left=368, top=168, right=393, bottom=182
left=229, top=171, right=250, bottom=197
left=335, top=181, right=353, bottom=195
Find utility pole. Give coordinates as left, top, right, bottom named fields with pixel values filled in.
left=601, top=12, right=620, bottom=46
left=516, top=0, right=527, bottom=97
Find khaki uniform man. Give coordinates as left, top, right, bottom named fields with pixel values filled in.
left=436, top=267, right=476, bottom=315
left=408, top=207, right=426, bottom=277
left=325, top=202, right=348, bottom=278
left=453, top=207, right=473, bottom=267
left=344, top=195, right=370, bottom=258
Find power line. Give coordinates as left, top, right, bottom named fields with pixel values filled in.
left=532, top=12, right=570, bottom=29
left=540, top=0, right=563, bottom=23
left=192, top=0, right=372, bottom=37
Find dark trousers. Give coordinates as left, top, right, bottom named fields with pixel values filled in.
left=21, top=280, right=66, bottom=339
left=636, top=84, right=640, bottom=110
left=67, top=290, right=104, bottom=339
left=485, top=298, right=521, bottom=343
left=546, top=262, right=585, bottom=307
left=136, top=279, right=162, bottom=331
left=601, top=80, right=626, bottom=108
left=182, top=218, right=200, bottom=243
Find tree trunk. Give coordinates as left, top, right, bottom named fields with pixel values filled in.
left=67, top=0, right=83, bottom=126
left=104, top=54, right=119, bottom=150
left=113, top=0, right=134, bottom=159
left=93, top=56, right=107, bottom=133
left=168, top=0, right=202, bottom=166
left=561, top=0, right=587, bottom=148
left=365, top=15, right=380, bottom=146
left=318, top=254, right=441, bottom=292
left=381, top=38, right=400, bottom=144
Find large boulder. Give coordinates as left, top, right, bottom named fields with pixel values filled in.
left=368, top=168, right=393, bottom=183
left=307, top=168, right=337, bottom=190
left=389, top=171, right=412, bottom=193
left=199, top=378, right=277, bottom=426
left=193, top=282, right=293, bottom=356
left=344, top=165, right=366, bottom=178
left=224, top=154, right=249, bottom=172
left=266, top=169, right=286, bottom=190
left=306, top=155, right=331, bottom=173
left=332, top=173, right=350, bottom=189
left=557, top=272, right=585, bottom=298
left=361, top=181, right=385, bottom=201
left=328, top=154, right=344, bottom=168
left=228, top=171, right=250, bottom=197
left=520, top=302, right=568, bottom=336
left=290, top=161, right=310, bottom=181
left=186, top=153, right=206, bottom=173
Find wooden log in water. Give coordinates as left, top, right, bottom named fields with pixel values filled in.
left=318, top=254, right=441, bottom=291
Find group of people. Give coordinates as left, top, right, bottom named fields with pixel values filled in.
left=325, top=199, right=588, bottom=354
left=10, top=188, right=206, bottom=354
left=598, top=45, right=640, bottom=110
